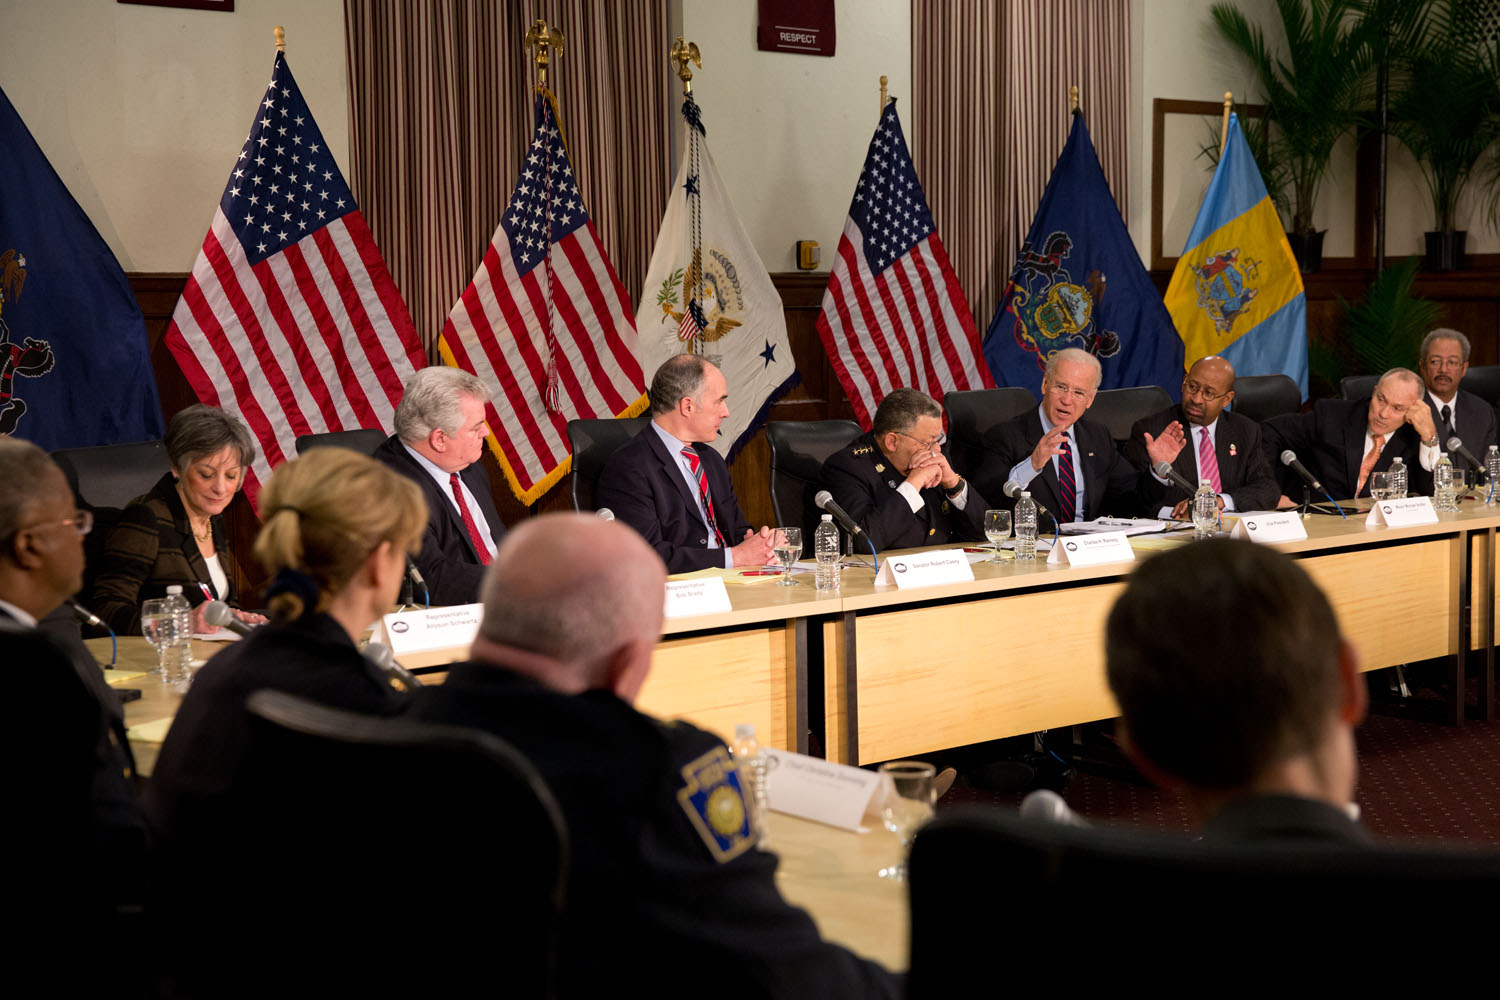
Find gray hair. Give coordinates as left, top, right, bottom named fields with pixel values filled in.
left=649, top=354, right=712, bottom=417
left=1421, top=328, right=1471, bottom=363
left=394, top=367, right=490, bottom=442
left=1377, top=367, right=1423, bottom=395
left=0, top=438, right=64, bottom=539
left=1045, top=347, right=1102, bottom=388
left=872, top=388, right=941, bottom=439
left=165, top=404, right=255, bottom=470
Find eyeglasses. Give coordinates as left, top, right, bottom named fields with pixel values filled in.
left=897, top=430, right=947, bottom=451
left=1425, top=357, right=1465, bottom=370
left=1043, top=382, right=1092, bottom=402
left=20, top=510, right=93, bottom=537
left=1182, top=379, right=1229, bottom=401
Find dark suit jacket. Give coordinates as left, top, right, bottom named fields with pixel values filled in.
left=975, top=410, right=1145, bottom=523
left=819, top=431, right=989, bottom=551
left=1122, top=405, right=1280, bottom=512
left=595, top=425, right=753, bottom=573
left=1263, top=399, right=1433, bottom=501
left=1427, top=388, right=1498, bottom=471
left=373, top=435, right=507, bottom=607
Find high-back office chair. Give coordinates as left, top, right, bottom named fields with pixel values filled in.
left=1230, top=373, right=1302, bottom=422
left=567, top=415, right=649, bottom=511
left=765, top=419, right=863, bottom=536
left=943, top=387, right=1037, bottom=475
left=156, top=690, right=570, bottom=998
left=294, top=428, right=387, bottom=456
left=905, top=806, right=1500, bottom=991
left=1340, top=373, right=1379, bottom=400
left=1460, top=365, right=1500, bottom=406
left=1082, top=385, right=1172, bottom=442
left=52, top=439, right=171, bottom=510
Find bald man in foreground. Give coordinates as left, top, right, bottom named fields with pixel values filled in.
left=407, top=514, right=898, bottom=999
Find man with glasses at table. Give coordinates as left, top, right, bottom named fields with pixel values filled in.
left=976, top=348, right=1163, bottom=526
left=1123, top=355, right=1280, bottom=518
left=819, top=387, right=990, bottom=551
left=1419, top=328, right=1496, bottom=473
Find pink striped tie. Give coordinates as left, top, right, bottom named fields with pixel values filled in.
left=1197, top=428, right=1222, bottom=495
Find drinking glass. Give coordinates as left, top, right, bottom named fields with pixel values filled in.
left=1368, top=471, right=1390, bottom=503
left=773, top=527, right=802, bottom=587
left=983, top=509, right=1012, bottom=562
left=140, top=597, right=183, bottom=684
left=877, top=760, right=936, bottom=881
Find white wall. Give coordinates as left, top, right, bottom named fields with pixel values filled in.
left=0, top=0, right=347, bottom=272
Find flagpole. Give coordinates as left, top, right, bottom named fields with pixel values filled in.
left=1220, top=91, right=1233, bottom=154
left=672, top=38, right=707, bottom=356
left=1070, top=84, right=1079, bottom=114
left=525, top=18, right=567, bottom=413
left=879, top=75, right=888, bottom=118
left=671, top=36, right=701, bottom=96
left=274, top=25, right=285, bottom=52
left=524, top=19, right=564, bottom=93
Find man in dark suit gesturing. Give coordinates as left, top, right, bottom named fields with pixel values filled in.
left=976, top=347, right=1167, bottom=524
left=1419, top=328, right=1497, bottom=472
left=374, top=367, right=507, bottom=606
left=1123, top=355, right=1280, bottom=517
left=596, top=354, right=775, bottom=573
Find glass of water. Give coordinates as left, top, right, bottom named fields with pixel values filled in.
left=1369, top=471, right=1390, bottom=503
left=141, top=597, right=184, bottom=684
left=983, top=509, right=1011, bottom=562
left=877, top=760, right=936, bottom=881
left=773, top=527, right=802, bottom=587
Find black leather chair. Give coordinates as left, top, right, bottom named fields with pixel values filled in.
left=1461, top=365, right=1500, bottom=406
left=156, top=689, right=570, bottom=997
left=943, top=387, right=1037, bottom=476
left=1340, top=373, right=1378, bottom=400
left=52, top=439, right=170, bottom=509
left=906, top=806, right=1500, bottom=992
left=294, top=428, right=387, bottom=456
left=1230, top=373, right=1302, bottom=422
left=567, top=415, right=650, bottom=511
left=765, top=419, right=863, bottom=537
left=1082, top=385, right=1172, bottom=442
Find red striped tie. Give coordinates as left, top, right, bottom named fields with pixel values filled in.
left=1057, top=435, right=1077, bottom=521
left=1198, top=428, right=1222, bottom=494
left=682, top=446, right=726, bottom=547
left=449, top=472, right=492, bottom=565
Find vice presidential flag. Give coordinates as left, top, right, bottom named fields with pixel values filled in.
left=817, top=99, right=992, bottom=430
left=0, top=86, right=162, bottom=450
left=985, top=111, right=1182, bottom=399
left=636, top=95, right=797, bottom=458
left=164, top=51, right=426, bottom=506
left=439, top=93, right=647, bottom=504
left=1165, top=113, right=1307, bottom=398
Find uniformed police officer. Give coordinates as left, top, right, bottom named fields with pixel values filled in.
left=819, top=388, right=990, bottom=551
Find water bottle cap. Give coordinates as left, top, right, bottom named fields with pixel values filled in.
left=734, top=723, right=756, bottom=741
left=821, top=514, right=832, bottom=521
left=166, top=585, right=183, bottom=596
left=1020, top=491, right=1030, bottom=497
left=1199, top=478, right=1211, bottom=487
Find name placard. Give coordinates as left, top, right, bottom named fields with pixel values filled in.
left=873, top=549, right=974, bottom=589
left=1365, top=496, right=1439, bottom=527
left=1046, top=530, right=1135, bottom=566
left=763, top=747, right=883, bottom=831
left=663, top=576, right=733, bottom=619
left=380, top=604, right=483, bottom=656
left=1229, top=512, right=1309, bottom=543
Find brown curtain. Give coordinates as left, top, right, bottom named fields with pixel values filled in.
left=344, top=0, right=671, bottom=354
left=912, top=0, right=1132, bottom=334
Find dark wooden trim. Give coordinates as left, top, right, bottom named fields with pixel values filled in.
left=1151, top=97, right=1267, bottom=269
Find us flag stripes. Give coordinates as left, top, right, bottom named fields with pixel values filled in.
left=164, top=51, right=425, bottom=506
left=816, top=99, right=992, bottom=429
left=439, top=93, right=647, bottom=504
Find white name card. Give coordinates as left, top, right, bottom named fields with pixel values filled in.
left=1046, top=530, right=1135, bottom=566
left=663, top=576, right=733, bottom=618
left=763, top=747, right=883, bottom=831
left=1229, top=512, right=1309, bottom=543
left=380, top=603, right=483, bottom=656
left=874, top=548, right=974, bottom=588
left=1365, top=496, right=1438, bottom=528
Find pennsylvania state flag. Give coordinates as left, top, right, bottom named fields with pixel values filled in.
left=1165, top=113, right=1307, bottom=398
left=0, top=86, right=163, bottom=449
left=985, top=111, right=1181, bottom=398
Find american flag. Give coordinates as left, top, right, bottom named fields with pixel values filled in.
left=164, top=52, right=424, bottom=506
left=439, top=93, right=646, bottom=504
left=815, top=100, right=993, bottom=428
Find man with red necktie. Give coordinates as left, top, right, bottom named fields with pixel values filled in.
left=374, top=367, right=507, bottom=605
left=597, top=355, right=775, bottom=573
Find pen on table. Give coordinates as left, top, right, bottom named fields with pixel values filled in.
left=198, top=582, right=214, bottom=602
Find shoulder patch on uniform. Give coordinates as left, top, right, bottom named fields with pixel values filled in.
left=676, top=746, right=757, bottom=863
left=853, top=444, right=873, bottom=456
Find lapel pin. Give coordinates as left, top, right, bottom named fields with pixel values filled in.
left=1229, top=443, right=1237, bottom=457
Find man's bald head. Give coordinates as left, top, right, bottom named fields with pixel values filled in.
left=476, top=513, right=667, bottom=696
left=1181, top=355, right=1237, bottom=426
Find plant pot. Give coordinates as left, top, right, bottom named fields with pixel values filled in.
left=1286, top=230, right=1325, bottom=274
left=1424, top=230, right=1467, bottom=271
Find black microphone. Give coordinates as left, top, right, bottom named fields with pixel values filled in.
left=1446, top=436, right=1483, bottom=475
left=1002, top=480, right=1054, bottom=521
left=68, top=600, right=105, bottom=629
left=406, top=562, right=427, bottom=591
left=813, top=490, right=865, bottom=538
left=1152, top=460, right=1198, bottom=496
left=363, top=640, right=424, bottom=691
left=202, top=600, right=255, bottom=637
left=1280, top=450, right=1324, bottom=493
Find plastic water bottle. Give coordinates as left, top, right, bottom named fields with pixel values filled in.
left=1389, top=456, right=1408, bottom=499
left=1486, top=446, right=1500, bottom=505
left=1014, top=492, right=1038, bottom=561
left=814, top=514, right=840, bottom=593
left=161, top=585, right=194, bottom=689
left=1191, top=478, right=1218, bottom=539
left=732, top=723, right=770, bottom=847
left=1434, top=453, right=1456, bottom=511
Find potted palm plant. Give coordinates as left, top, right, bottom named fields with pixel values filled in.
left=1211, top=0, right=1373, bottom=272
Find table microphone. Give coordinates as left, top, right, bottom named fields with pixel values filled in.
left=1446, top=436, right=1483, bottom=474
left=1279, top=450, right=1324, bottom=493
left=68, top=600, right=105, bottom=629
left=596, top=507, right=615, bottom=521
left=1152, top=460, right=1198, bottom=495
left=363, top=640, right=424, bottom=691
left=1018, top=788, right=1090, bottom=828
left=202, top=600, right=256, bottom=638
left=1002, top=480, right=1053, bottom=521
left=814, top=490, right=865, bottom=538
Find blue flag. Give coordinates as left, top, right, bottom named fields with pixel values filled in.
left=0, top=86, right=162, bottom=449
left=984, top=112, right=1182, bottom=400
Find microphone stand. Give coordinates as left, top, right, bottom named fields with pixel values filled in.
left=1299, top=485, right=1312, bottom=520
